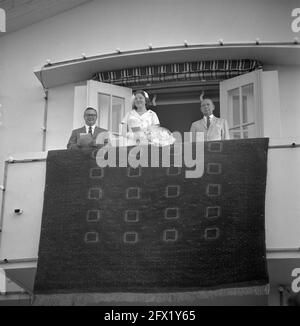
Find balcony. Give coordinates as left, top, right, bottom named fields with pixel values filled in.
left=0, top=138, right=299, bottom=306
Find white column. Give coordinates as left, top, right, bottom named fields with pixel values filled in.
left=0, top=268, right=6, bottom=294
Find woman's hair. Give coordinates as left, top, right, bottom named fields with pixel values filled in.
left=132, top=90, right=151, bottom=110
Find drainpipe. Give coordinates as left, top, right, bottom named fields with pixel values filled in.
left=42, top=90, right=48, bottom=152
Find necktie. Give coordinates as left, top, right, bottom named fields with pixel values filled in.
left=207, top=117, right=210, bottom=129
left=88, top=126, right=93, bottom=135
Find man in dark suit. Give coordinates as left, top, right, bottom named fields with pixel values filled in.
left=67, top=107, right=108, bottom=150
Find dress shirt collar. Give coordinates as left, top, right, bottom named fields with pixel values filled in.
left=85, top=124, right=96, bottom=134
left=204, top=114, right=214, bottom=121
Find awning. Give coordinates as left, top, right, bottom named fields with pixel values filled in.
left=93, top=59, right=262, bottom=86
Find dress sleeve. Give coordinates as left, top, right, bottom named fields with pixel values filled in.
left=151, top=111, right=160, bottom=125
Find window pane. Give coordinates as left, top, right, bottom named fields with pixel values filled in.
left=228, top=88, right=240, bottom=127
left=98, top=93, right=110, bottom=130
left=112, top=96, right=125, bottom=134
left=241, top=84, right=254, bottom=124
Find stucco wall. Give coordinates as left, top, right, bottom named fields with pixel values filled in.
left=269, top=65, right=300, bottom=139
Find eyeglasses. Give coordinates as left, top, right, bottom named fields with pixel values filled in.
left=85, top=114, right=97, bottom=117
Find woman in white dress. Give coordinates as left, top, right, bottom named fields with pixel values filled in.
left=121, top=90, right=160, bottom=143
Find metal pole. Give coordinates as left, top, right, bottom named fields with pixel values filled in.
left=269, top=143, right=300, bottom=149
left=5, top=158, right=47, bottom=164
left=42, top=90, right=48, bottom=152
left=0, top=162, right=8, bottom=233
left=0, top=258, right=38, bottom=264
left=267, top=248, right=300, bottom=253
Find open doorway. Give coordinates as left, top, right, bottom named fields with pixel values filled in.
left=78, top=68, right=268, bottom=140
left=144, top=83, right=220, bottom=134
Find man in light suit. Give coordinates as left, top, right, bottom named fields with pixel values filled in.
left=190, top=99, right=230, bottom=141
left=67, top=107, right=108, bottom=150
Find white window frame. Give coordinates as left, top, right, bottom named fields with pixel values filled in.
left=87, top=80, right=132, bottom=133
left=220, top=69, right=263, bottom=139
left=73, top=80, right=132, bottom=132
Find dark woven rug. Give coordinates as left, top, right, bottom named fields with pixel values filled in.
left=34, top=138, right=269, bottom=300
